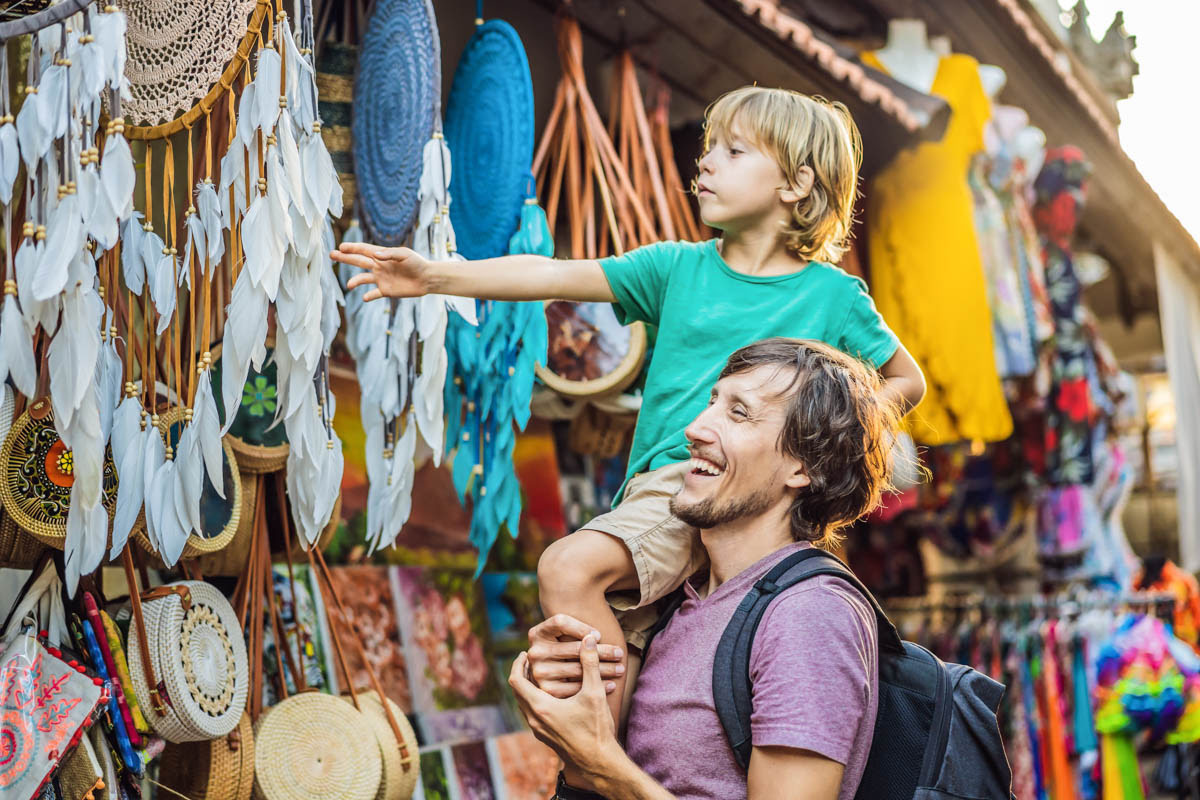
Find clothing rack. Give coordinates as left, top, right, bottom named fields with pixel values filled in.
left=885, top=588, right=1177, bottom=620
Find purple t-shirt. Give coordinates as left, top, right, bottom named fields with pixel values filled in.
left=625, top=542, right=878, bottom=799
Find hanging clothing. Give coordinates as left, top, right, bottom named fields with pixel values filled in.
left=970, top=152, right=1036, bottom=377
left=1033, top=148, right=1098, bottom=486
left=1134, top=560, right=1200, bottom=650
left=862, top=51, right=1013, bottom=445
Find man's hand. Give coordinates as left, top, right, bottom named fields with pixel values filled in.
left=510, top=635, right=625, bottom=782
left=332, top=243, right=433, bottom=301
left=526, top=614, right=624, bottom=699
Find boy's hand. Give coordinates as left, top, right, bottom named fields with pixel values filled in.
left=525, top=614, right=624, bottom=699
left=332, top=242, right=433, bottom=301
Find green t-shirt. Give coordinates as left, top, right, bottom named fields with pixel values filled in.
left=600, top=239, right=899, bottom=497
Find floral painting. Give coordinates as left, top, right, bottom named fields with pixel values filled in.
left=418, top=706, right=509, bottom=746
left=326, top=565, right=412, bottom=711
left=487, top=732, right=561, bottom=800
left=451, top=741, right=496, bottom=800
left=391, top=567, right=502, bottom=713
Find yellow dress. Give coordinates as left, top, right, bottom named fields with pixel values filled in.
left=863, top=51, right=1013, bottom=445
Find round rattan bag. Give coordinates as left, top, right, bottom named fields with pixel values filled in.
left=341, top=691, right=418, bottom=800
left=254, top=692, right=383, bottom=800
left=0, top=397, right=120, bottom=548
left=156, top=710, right=255, bottom=800
left=209, top=341, right=289, bottom=474
left=132, top=406, right=243, bottom=563
left=127, top=581, right=249, bottom=742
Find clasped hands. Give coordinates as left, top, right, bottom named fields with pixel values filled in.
left=507, top=614, right=627, bottom=782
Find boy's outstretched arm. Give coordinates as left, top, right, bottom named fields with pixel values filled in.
left=879, top=344, right=926, bottom=415
left=331, top=243, right=617, bottom=304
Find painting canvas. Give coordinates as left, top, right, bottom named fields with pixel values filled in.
left=487, top=732, right=561, bottom=800
left=414, top=747, right=457, bottom=800
left=260, top=563, right=332, bottom=706
left=418, top=705, right=509, bottom=746
left=451, top=741, right=497, bottom=800
left=325, top=565, right=412, bottom=711
left=391, top=567, right=503, bottom=713
left=481, top=572, right=542, bottom=655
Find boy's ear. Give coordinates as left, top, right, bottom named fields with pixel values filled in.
left=780, top=165, right=815, bottom=204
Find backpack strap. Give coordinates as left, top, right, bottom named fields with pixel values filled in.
left=713, top=548, right=904, bottom=771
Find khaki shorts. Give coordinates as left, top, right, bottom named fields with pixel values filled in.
left=585, top=461, right=707, bottom=650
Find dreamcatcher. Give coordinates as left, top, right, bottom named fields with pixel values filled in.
left=339, top=0, right=475, bottom=554
left=0, top=0, right=135, bottom=594
left=531, top=15, right=657, bottom=400
left=441, top=4, right=546, bottom=570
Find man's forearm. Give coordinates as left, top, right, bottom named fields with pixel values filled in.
left=426, top=255, right=613, bottom=303
left=580, top=746, right=677, bottom=800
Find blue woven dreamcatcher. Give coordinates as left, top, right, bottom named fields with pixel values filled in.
left=443, top=8, right=547, bottom=572
left=353, top=0, right=440, bottom=245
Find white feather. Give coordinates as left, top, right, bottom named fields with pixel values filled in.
left=182, top=211, right=205, bottom=289
left=150, top=250, right=177, bottom=334
left=219, top=274, right=270, bottom=434
left=275, top=117, right=304, bottom=217
left=241, top=195, right=284, bottom=299
left=237, top=81, right=258, bottom=148
left=101, top=131, right=135, bottom=221
left=64, top=483, right=108, bottom=597
left=140, top=423, right=165, bottom=552
left=0, top=293, right=37, bottom=396
left=48, top=284, right=101, bottom=431
left=95, top=337, right=121, bottom=441
left=193, top=370, right=224, bottom=498
left=109, top=413, right=144, bottom=558
left=33, top=193, right=83, bottom=300
left=0, top=122, right=18, bottom=206
left=195, top=182, right=224, bottom=267
left=219, top=141, right=246, bottom=230
left=253, top=49, right=283, bottom=134
left=37, top=64, right=69, bottom=141
left=149, top=458, right=186, bottom=565
left=15, top=85, right=45, bottom=173
left=120, top=212, right=146, bottom=295
left=174, top=420, right=204, bottom=536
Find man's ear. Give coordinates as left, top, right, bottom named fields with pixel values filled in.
left=780, top=165, right=815, bottom=205
left=785, top=463, right=811, bottom=490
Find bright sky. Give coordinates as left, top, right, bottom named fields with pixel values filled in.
left=1064, top=0, right=1200, bottom=240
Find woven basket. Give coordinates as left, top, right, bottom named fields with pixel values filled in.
left=0, top=397, right=121, bottom=548
left=253, top=692, right=383, bottom=800
left=157, top=710, right=255, bottom=800
left=209, top=341, right=290, bottom=475
left=341, top=691, right=418, bottom=800
left=0, top=512, right=46, bottom=569
left=127, top=581, right=249, bottom=742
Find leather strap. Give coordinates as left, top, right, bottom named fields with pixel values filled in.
left=121, top=547, right=169, bottom=717
left=141, top=585, right=192, bottom=609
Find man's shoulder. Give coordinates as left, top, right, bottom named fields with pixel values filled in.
left=759, top=574, right=879, bottom=644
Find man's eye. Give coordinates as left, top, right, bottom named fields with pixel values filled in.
left=731, top=407, right=748, bottom=419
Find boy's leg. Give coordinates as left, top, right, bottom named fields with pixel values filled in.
left=537, top=529, right=638, bottom=726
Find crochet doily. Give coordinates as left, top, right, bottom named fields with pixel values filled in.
left=120, top=0, right=258, bottom=125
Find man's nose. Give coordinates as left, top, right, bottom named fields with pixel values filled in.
left=684, top=407, right=718, bottom=447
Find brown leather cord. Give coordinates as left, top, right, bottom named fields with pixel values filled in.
left=308, top=548, right=408, bottom=761
left=121, top=547, right=168, bottom=717
left=275, top=473, right=307, bottom=691
left=307, top=544, right=360, bottom=712
left=122, top=2, right=271, bottom=141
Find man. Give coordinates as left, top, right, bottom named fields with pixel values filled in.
left=509, top=338, right=902, bottom=800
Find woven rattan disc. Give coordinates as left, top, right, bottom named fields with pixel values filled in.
left=0, top=398, right=120, bottom=547
left=254, top=693, right=382, bottom=800
left=341, top=691, right=418, bottom=800
left=157, top=710, right=255, bottom=800
left=119, top=0, right=258, bottom=126
left=444, top=19, right=534, bottom=260
left=209, top=341, right=290, bottom=474
left=353, top=0, right=440, bottom=245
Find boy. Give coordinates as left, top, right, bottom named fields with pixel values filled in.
left=333, top=86, right=925, bottom=734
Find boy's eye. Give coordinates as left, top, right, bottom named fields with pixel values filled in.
left=729, top=148, right=742, bottom=156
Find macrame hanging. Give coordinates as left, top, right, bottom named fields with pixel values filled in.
left=647, top=82, right=703, bottom=243
left=0, top=1, right=136, bottom=594
left=531, top=16, right=650, bottom=400
left=441, top=4, right=546, bottom=571
left=339, top=0, right=475, bottom=554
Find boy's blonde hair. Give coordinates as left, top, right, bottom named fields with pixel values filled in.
left=702, top=86, right=862, bottom=263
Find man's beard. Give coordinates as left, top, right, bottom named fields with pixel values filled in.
left=669, top=485, right=774, bottom=530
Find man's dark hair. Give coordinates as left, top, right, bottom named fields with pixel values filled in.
left=718, top=337, right=901, bottom=548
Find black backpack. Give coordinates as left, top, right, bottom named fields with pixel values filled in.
left=646, top=548, right=1016, bottom=800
